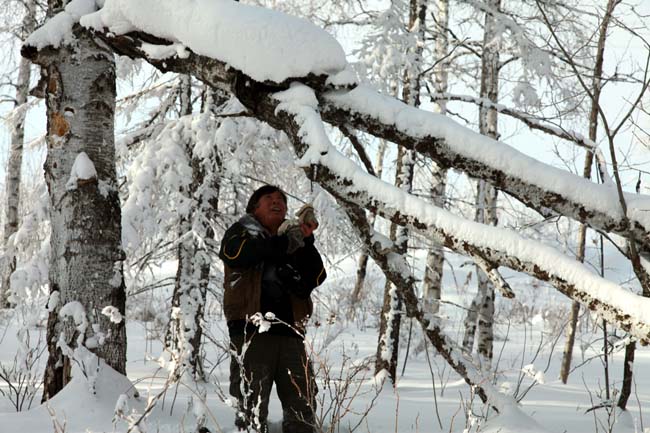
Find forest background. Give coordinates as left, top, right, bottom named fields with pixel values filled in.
left=0, top=0, right=650, bottom=432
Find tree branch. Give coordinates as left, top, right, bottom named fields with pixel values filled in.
left=22, top=21, right=650, bottom=343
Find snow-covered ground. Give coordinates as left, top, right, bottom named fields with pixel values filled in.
left=0, top=257, right=648, bottom=433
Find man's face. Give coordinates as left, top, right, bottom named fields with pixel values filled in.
left=253, top=191, right=287, bottom=232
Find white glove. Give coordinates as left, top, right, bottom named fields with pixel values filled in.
left=296, top=204, right=318, bottom=228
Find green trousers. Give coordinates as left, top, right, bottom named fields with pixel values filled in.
left=229, top=332, right=317, bottom=433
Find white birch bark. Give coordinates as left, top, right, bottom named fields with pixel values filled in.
left=375, top=146, right=413, bottom=382
left=350, top=139, right=387, bottom=311
left=24, top=21, right=126, bottom=398
left=475, top=184, right=497, bottom=362
left=421, top=0, right=449, bottom=315
left=472, top=0, right=501, bottom=365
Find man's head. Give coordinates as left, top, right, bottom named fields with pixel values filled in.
left=246, top=185, right=288, bottom=234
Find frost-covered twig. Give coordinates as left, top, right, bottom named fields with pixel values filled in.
left=267, top=83, right=650, bottom=343
left=426, top=91, right=612, bottom=183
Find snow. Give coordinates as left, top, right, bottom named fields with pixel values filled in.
left=434, top=92, right=614, bottom=184
left=325, top=66, right=359, bottom=88
left=0, top=348, right=137, bottom=433
left=140, top=42, right=189, bottom=60
left=58, top=301, right=89, bottom=351
left=101, top=306, right=123, bottom=324
left=275, top=83, right=650, bottom=342
left=1, top=317, right=648, bottom=433
left=522, top=364, right=546, bottom=384
left=13, top=3, right=650, bottom=433
left=274, top=83, right=331, bottom=166
left=65, top=152, right=98, bottom=190
left=324, top=85, right=650, bottom=231
left=249, top=312, right=272, bottom=333
left=24, top=0, right=96, bottom=50
left=46, top=291, right=59, bottom=312
left=479, top=397, right=553, bottom=433
left=79, top=0, right=347, bottom=83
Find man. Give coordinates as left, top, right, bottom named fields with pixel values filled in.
left=219, top=185, right=327, bottom=433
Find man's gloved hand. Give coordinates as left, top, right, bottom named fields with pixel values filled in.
left=297, top=204, right=318, bottom=226
left=278, top=219, right=304, bottom=254
left=296, top=204, right=319, bottom=237
left=278, top=204, right=319, bottom=253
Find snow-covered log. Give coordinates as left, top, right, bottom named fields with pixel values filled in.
left=320, top=87, right=650, bottom=253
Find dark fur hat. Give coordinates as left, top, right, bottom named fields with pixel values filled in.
left=245, top=185, right=287, bottom=213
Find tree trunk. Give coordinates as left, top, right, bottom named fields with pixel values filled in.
left=463, top=0, right=500, bottom=365
left=1, top=0, right=37, bottom=308
left=421, top=0, right=449, bottom=316
left=559, top=297, right=582, bottom=383
left=476, top=184, right=497, bottom=362
left=350, top=139, right=387, bottom=311
left=26, top=25, right=126, bottom=400
left=561, top=0, right=616, bottom=388
left=374, top=0, right=426, bottom=383
left=375, top=147, right=413, bottom=383
left=618, top=341, right=635, bottom=410
left=166, top=79, right=224, bottom=379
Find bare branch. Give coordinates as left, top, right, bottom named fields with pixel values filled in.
left=338, top=125, right=376, bottom=177
left=428, top=92, right=612, bottom=181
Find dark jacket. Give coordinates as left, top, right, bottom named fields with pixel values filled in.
left=219, top=214, right=327, bottom=334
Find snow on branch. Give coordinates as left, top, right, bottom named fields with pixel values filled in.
left=270, top=83, right=650, bottom=344
left=22, top=0, right=650, bottom=255
left=21, top=0, right=650, bottom=341
left=80, top=0, right=346, bottom=84
left=427, top=92, right=612, bottom=184
left=320, top=86, right=650, bottom=253
left=277, top=91, right=530, bottom=411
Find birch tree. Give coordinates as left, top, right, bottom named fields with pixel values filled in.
left=349, top=138, right=385, bottom=312
left=22, top=1, right=127, bottom=399
left=420, top=0, right=449, bottom=316
left=462, top=0, right=501, bottom=364
left=373, top=0, right=427, bottom=384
